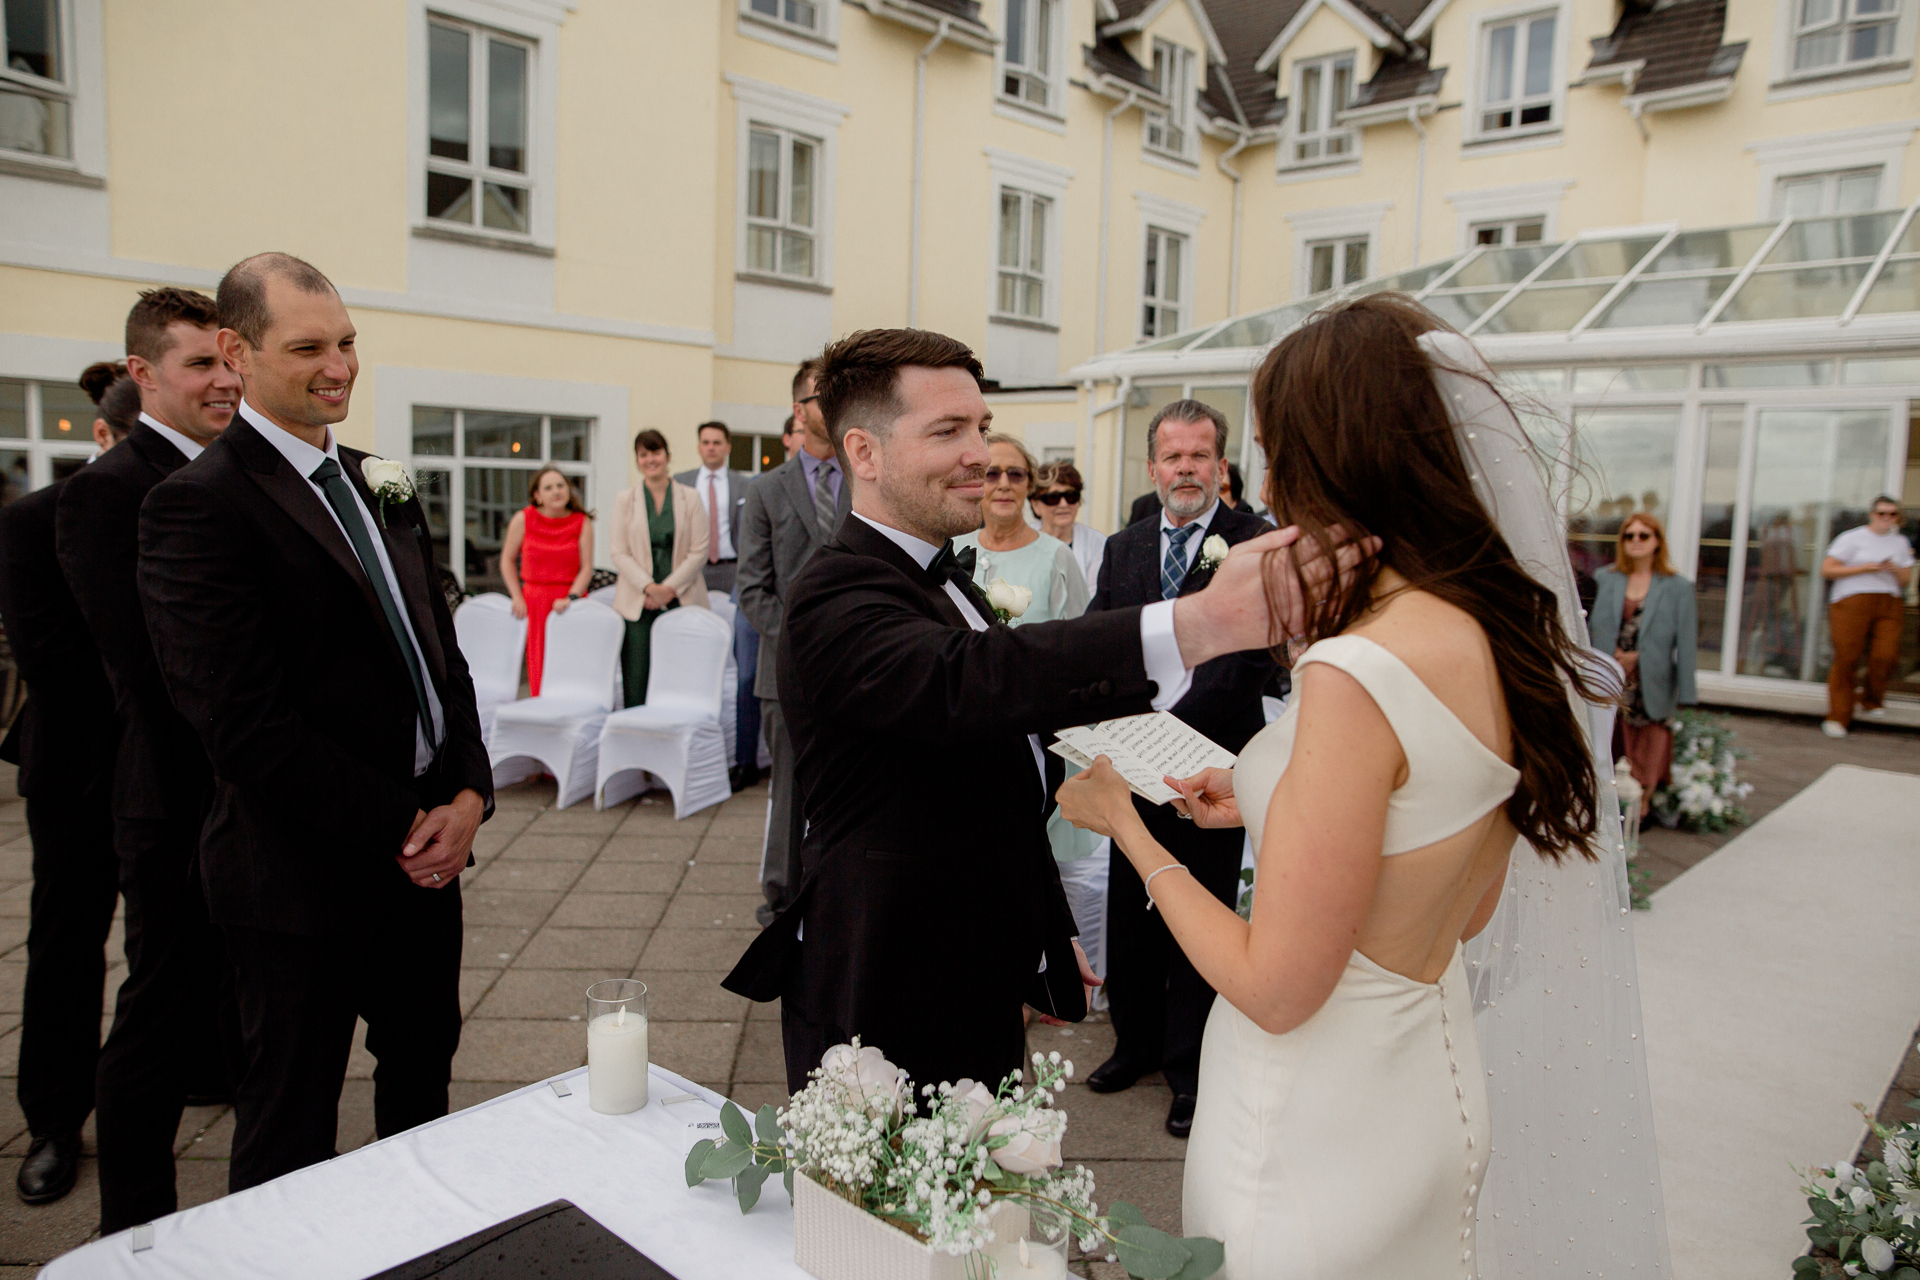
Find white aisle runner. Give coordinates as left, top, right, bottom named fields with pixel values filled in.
left=1637, top=764, right=1920, bottom=1280
left=41, top=1065, right=810, bottom=1280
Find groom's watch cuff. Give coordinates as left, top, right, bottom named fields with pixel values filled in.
left=1141, top=600, right=1192, bottom=712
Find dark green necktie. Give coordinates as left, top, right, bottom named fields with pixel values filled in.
left=310, top=457, right=436, bottom=748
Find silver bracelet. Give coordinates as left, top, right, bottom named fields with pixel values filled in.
left=1143, top=862, right=1190, bottom=912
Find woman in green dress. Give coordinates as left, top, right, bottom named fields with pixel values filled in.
left=610, top=428, right=709, bottom=706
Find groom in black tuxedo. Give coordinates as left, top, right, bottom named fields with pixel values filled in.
left=1085, top=400, right=1280, bottom=1138
left=724, top=329, right=1288, bottom=1096
left=137, top=253, right=493, bottom=1193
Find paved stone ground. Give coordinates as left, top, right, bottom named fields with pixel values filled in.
left=0, top=707, right=1912, bottom=1276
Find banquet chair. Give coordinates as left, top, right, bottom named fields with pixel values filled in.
left=452, top=593, right=526, bottom=741
left=594, top=606, right=732, bottom=818
left=705, top=597, right=741, bottom=768
left=488, top=599, right=623, bottom=808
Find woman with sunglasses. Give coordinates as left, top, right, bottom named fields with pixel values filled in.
left=1589, top=511, right=1697, bottom=817
left=1030, top=460, right=1106, bottom=598
left=952, top=434, right=1088, bottom=625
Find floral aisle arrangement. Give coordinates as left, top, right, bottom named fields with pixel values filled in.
left=1795, top=1112, right=1920, bottom=1278
left=686, top=1041, right=1224, bottom=1279
left=1653, top=709, right=1753, bottom=833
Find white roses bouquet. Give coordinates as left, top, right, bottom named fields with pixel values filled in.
left=985, top=578, right=1033, bottom=624
left=1652, top=710, right=1752, bottom=833
left=360, top=455, right=416, bottom=528
left=686, top=1039, right=1224, bottom=1278
left=1797, top=1108, right=1920, bottom=1278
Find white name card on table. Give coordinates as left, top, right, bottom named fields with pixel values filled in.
left=1051, top=711, right=1237, bottom=806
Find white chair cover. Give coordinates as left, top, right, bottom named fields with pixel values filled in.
left=488, top=599, right=624, bottom=808
left=705, top=598, right=741, bottom=768
left=453, top=593, right=526, bottom=742
left=587, top=584, right=618, bottom=608
left=594, top=607, right=732, bottom=819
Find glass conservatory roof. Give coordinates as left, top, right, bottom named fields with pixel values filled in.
left=1115, top=206, right=1920, bottom=363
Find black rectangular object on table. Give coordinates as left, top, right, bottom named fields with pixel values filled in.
left=366, top=1200, right=680, bottom=1278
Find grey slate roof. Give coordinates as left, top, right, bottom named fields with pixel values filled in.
left=1586, top=0, right=1746, bottom=95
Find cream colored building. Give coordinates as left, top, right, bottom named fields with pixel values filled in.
left=1, top=0, right=1916, bottom=710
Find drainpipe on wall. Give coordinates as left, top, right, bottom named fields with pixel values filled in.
left=1095, top=87, right=1140, bottom=356
left=908, top=17, right=952, bottom=328
left=1216, top=127, right=1252, bottom=316
left=1406, top=104, right=1427, bottom=268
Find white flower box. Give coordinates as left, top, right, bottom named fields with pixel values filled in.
left=792, top=1171, right=1027, bottom=1280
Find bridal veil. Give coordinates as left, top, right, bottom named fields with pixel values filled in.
left=1420, top=330, right=1671, bottom=1278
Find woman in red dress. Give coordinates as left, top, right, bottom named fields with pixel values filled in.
left=500, top=467, right=594, bottom=694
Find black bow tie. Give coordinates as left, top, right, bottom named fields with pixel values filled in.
left=927, top=540, right=976, bottom=585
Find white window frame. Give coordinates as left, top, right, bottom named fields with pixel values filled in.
left=0, top=0, right=103, bottom=186
left=1287, top=52, right=1359, bottom=169
left=1466, top=1, right=1568, bottom=147
left=1136, top=191, right=1205, bottom=340
left=1285, top=199, right=1389, bottom=298
left=1471, top=215, right=1548, bottom=246
left=1444, top=178, right=1570, bottom=251
left=986, top=148, right=1070, bottom=330
left=1771, top=165, right=1887, bottom=217
left=1747, top=121, right=1914, bottom=216
left=1141, top=226, right=1188, bottom=339
left=727, top=75, right=846, bottom=291
left=1780, top=0, right=1912, bottom=80
left=1767, top=0, right=1915, bottom=96
left=995, top=187, right=1053, bottom=324
left=0, top=374, right=109, bottom=495
left=1144, top=39, right=1198, bottom=163
left=737, top=0, right=840, bottom=61
left=423, top=16, right=537, bottom=244
left=743, top=123, right=823, bottom=283
left=409, top=0, right=562, bottom=253
left=1305, top=235, right=1371, bottom=293
left=996, top=0, right=1065, bottom=123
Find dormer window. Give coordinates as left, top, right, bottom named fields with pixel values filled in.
left=1145, top=39, right=1196, bottom=160
left=1478, top=10, right=1557, bottom=136
left=745, top=0, right=821, bottom=37
left=1292, top=54, right=1356, bottom=166
left=1002, top=0, right=1056, bottom=109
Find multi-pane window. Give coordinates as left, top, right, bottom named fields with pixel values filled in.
left=1141, top=227, right=1187, bottom=338
left=1292, top=55, right=1356, bottom=165
left=0, top=0, right=71, bottom=161
left=730, top=433, right=788, bottom=475
left=0, top=377, right=103, bottom=506
left=1479, top=11, right=1557, bottom=134
left=1145, top=40, right=1195, bottom=158
left=410, top=406, right=593, bottom=591
left=1003, top=0, right=1056, bottom=107
left=1474, top=217, right=1547, bottom=246
left=1308, top=236, right=1369, bottom=293
left=1792, top=0, right=1901, bottom=71
left=745, top=124, right=818, bottom=280
left=996, top=188, right=1050, bottom=320
left=1774, top=166, right=1883, bottom=217
left=744, top=0, right=820, bottom=36
left=426, top=18, right=533, bottom=237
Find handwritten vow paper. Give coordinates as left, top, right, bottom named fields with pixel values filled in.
left=1050, top=712, right=1237, bottom=806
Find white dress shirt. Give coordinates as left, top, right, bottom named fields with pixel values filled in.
left=694, top=464, right=735, bottom=560
left=239, top=401, right=445, bottom=775
left=139, top=411, right=204, bottom=462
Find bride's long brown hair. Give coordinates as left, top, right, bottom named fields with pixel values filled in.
left=1253, top=293, right=1602, bottom=862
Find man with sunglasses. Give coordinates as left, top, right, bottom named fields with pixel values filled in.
left=1030, top=462, right=1106, bottom=600
left=1820, top=496, right=1914, bottom=737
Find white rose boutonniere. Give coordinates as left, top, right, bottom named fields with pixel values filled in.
left=985, top=577, right=1033, bottom=624
left=361, top=456, right=415, bottom=528
left=1195, top=533, right=1230, bottom=575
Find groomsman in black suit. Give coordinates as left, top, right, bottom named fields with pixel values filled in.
left=725, top=330, right=1291, bottom=1096
left=0, top=402, right=127, bottom=1206
left=1084, top=399, right=1279, bottom=1139
left=58, top=288, right=243, bottom=1231
left=137, top=253, right=493, bottom=1193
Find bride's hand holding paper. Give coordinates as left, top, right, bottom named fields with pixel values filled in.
left=1167, top=766, right=1241, bottom=829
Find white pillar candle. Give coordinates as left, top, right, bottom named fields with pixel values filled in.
left=980, top=1236, right=1069, bottom=1279
left=587, top=1004, right=649, bottom=1114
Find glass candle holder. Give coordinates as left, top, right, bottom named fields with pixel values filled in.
left=982, top=1201, right=1070, bottom=1278
left=585, top=979, right=648, bottom=1114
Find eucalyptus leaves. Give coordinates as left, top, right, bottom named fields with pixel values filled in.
left=684, top=1039, right=1223, bottom=1279
left=1796, top=1107, right=1920, bottom=1278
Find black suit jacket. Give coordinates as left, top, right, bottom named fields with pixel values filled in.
left=0, top=479, right=116, bottom=802
left=725, top=516, right=1156, bottom=1090
left=1090, top=503, right=1279, bottom=757
left=57, top=424, right=214, bottom=822
left=1127, top=491, right=1162, bottom=527
left=136, top=416, right=493, bottom=936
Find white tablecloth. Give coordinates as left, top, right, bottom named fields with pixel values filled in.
left=42, top=1066, right=810, bottom=1280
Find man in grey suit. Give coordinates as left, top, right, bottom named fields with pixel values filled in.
left=676, top=422, right=763, bottom=790
left=736, top=360, right=850, bottom=927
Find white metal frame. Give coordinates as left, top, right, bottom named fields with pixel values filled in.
left=422, top=15, right=537, bottom=242
left=1768, top=0, right=1917, bottom=91
left=985, top=147, right=1071, bottom=328
left=0, top=375, right=103, bottom=492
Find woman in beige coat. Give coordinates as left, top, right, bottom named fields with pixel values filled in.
left=611, top=429, right=709, bottom=707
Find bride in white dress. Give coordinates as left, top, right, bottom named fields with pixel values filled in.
left=1057, top=295, right=1668, bottom=1278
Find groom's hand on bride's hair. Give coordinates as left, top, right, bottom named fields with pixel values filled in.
left=1168, top=766, right=1241, bottom=829
left=1172, top=525, right=1379, bottom=666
